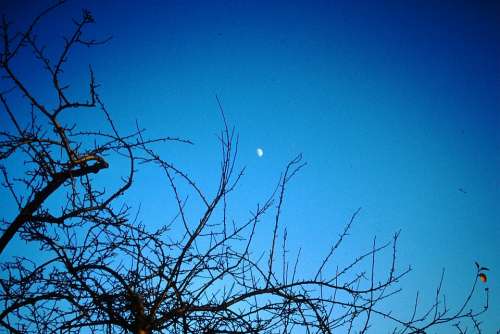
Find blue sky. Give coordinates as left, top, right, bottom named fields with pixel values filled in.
left=1, top=0, right=499, bottom=332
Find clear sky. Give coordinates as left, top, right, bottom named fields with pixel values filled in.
left=1, top=0, right=499, bottom=332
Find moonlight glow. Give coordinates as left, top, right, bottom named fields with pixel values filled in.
left=256, top=148, right=264, bottom=157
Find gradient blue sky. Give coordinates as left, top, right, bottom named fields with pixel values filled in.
left=1, top=1, right=499, bottom=332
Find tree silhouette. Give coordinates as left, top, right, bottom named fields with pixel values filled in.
left=0, top=2, right=490, bottom=334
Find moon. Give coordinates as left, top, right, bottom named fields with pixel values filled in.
left=256, top=148, right=264, bottom=158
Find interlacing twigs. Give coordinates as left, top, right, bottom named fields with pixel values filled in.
left=0, top=3, right=490, bottom=334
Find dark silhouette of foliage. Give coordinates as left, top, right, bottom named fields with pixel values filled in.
left=0, top=2, right=490, bottom=333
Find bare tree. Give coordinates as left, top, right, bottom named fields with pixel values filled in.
left=0, top=3, right=491, bottom=334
